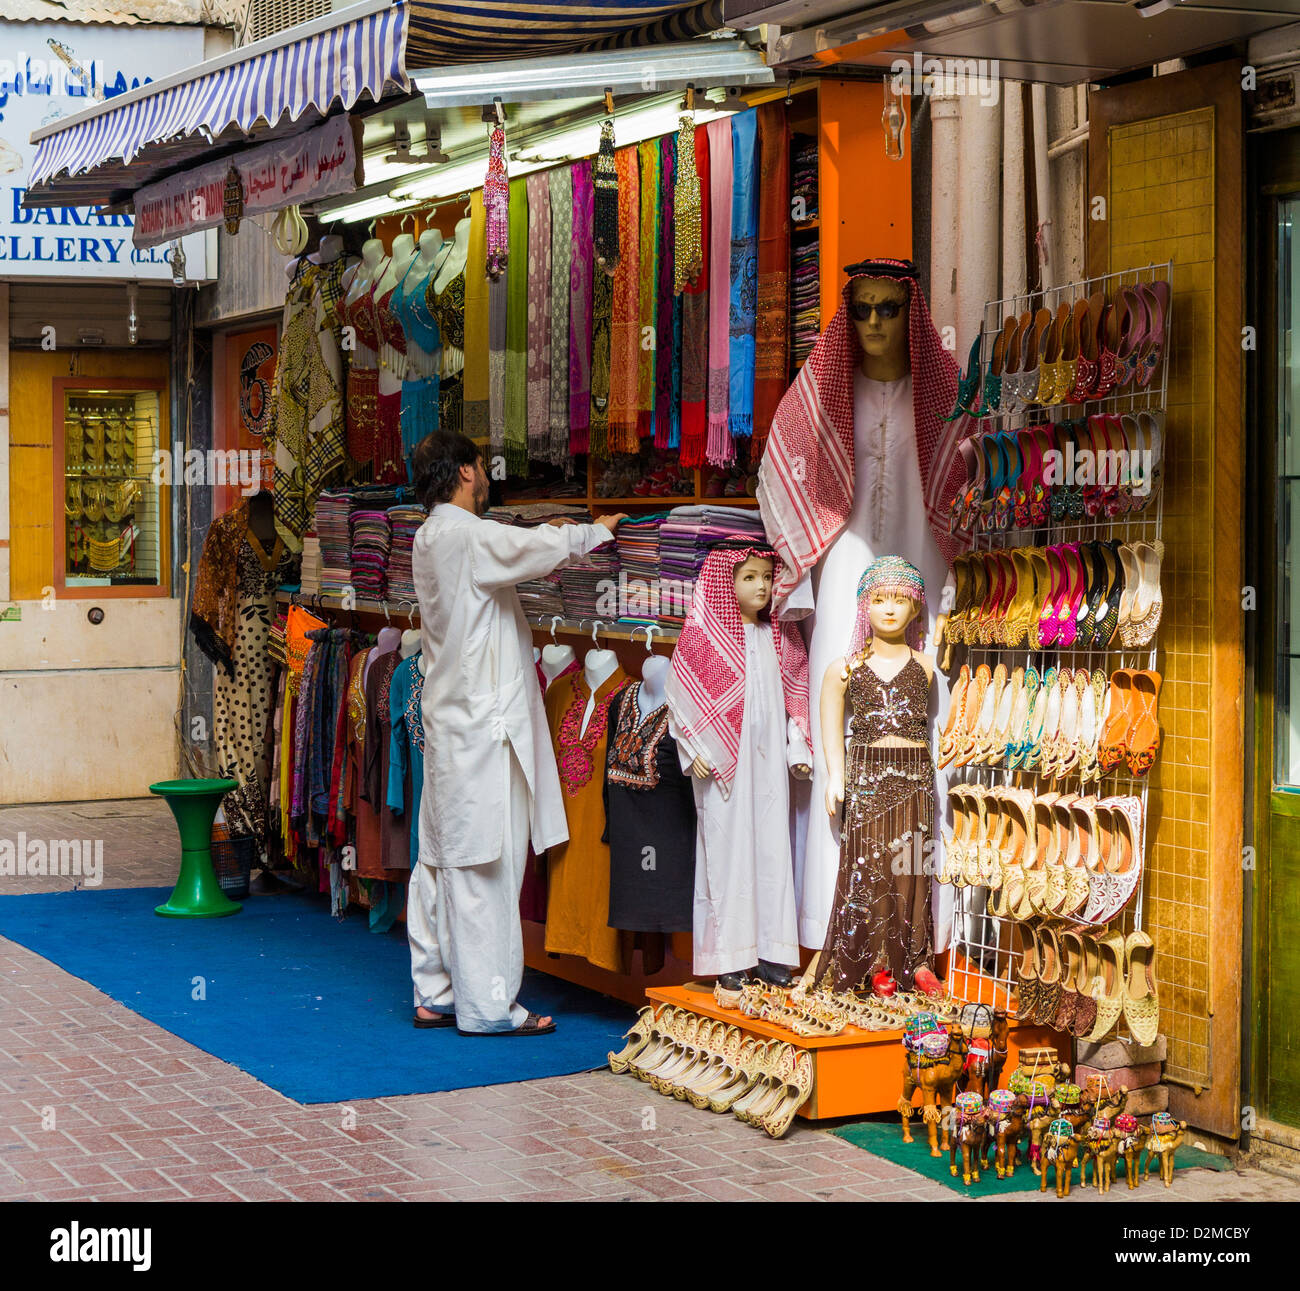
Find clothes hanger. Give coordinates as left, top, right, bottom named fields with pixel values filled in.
left=642, top=625, right=660, bottom=653
left=550, top=615, right=563, bottom=643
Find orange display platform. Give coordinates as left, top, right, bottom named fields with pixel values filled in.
left=646, top=985, right=1061, bottom=1121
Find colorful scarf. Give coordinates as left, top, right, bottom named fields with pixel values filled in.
left=525, top=171, right=552, bottom=461
left=758, top=260, right=967, bottom=609
left=674, top=114, right=702, bottom=292
left=488, top=266, right=507, bottom=467
left=637, top=138, right=660, bottom=438
left=608, top=146, right=641, bottom=453
left=484, top=125, right=509, bottom=277
left=593, top=118, right=619, bottom=271
left=679, top=123, right=710, bottom=468
left=753, top=102, right=791, bottom=458
left=705, top=117, right=733, bottom=466
left=548, top=165, right=572, bottom=467
left=670, top=268, right=683, bottom=449
left=653, top=132, right=676, bottom=450
left=590, top=263, right=614, bottom=459
left=505, top=177, right=529, bottom=476
left=664, top=542, right=810, bottom=796
left=569, top=159, right=595, bottom=456
left=727, top=110, right=759, bottom=442
left=463, top=191, right=490, bottom=444
left=848, top=556, right=928, bottom=656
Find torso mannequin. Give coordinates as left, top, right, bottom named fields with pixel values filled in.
left=432, top=217, right=470, bottom=378
left=399, top=628, right=422, bottom=659
left=377, top=234, right=416, bottom=397
left=368, top=625, right=401, bottom=682
left=638, top=654, right=670, bottom=718
left=344, top=240, right=385, bottom=371
left=580, top=648, right=619, bottom=736
left=397, top=231, right=447, bottom=382
left=311, top=235, right=344, bottom=265
left=540, top=641, right=576, bottom=686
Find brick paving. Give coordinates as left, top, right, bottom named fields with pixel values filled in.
left=2, top=799, right=1297, bottom=1203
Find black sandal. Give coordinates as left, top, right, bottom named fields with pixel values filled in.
left=413, top=1010, right=457, bottom=1029
left=457, top=1010, right=556, bottom=1037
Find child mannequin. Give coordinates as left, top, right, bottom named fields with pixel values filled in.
left=666, top=542, right=812, bottom=992
left=794, top=556, right=945, bottom=1000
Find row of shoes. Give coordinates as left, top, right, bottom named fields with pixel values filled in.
left=730, top=981, right=963, bottom=1035
left=949, top=412, right=1164, bottom=534
left=945, top=540, right=1164, bottom=652
left=702, top=468, right=760, bottom=498
left=607, top=1005, right=814, bottom=1139
left=948, top=280, right=1172, bottom=420
left=938, top=663, right=1162, bottom=780
left=1015, top=919, right=1159, bottom=1046
left=593, top=461, right=694, bottom=498
left=940, top=784, right=1145, bottom=929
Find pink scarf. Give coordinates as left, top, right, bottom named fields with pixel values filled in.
left=665, top=543, right=809, bottom=796
left=705, top=117, right=733, bottom=467
left=758, top=261, right=968, bottom=607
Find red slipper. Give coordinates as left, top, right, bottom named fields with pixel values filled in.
left=913, top=966, right=946, bottom=998
left=871, top=970, right=898, bottom=997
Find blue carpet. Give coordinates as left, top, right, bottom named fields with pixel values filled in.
left=0, top=887, right=633, bottom=1104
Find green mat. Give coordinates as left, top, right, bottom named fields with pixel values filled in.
left=829, top=1118, right=1232, bottom=1197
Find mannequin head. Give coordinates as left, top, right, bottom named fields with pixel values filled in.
left=848, top=555, right=927, bottom=655
left=733, top=554, right=775, bottom=624
left=866, top=590, right=919, bottom=642
left=849, top=276, right=909, bottom=378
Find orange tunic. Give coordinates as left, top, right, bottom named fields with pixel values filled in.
left=544, top=668, right=632, bottom=973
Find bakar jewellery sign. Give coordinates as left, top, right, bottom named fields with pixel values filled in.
left=132, top=115, right=362, bottom=249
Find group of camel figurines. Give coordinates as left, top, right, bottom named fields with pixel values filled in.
left=899, top=1008, right=1184, bottom=1194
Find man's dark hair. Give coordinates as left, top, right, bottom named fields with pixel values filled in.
left=411, top=431, right=481, bottom=508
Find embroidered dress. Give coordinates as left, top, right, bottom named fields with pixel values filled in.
left=603, top=683, right=695, bottom=933
left=387, top=652, right=427, bottom=871
left=544, top=668, right=631, bottom=972
left=814, top=656, right=936, bottom=992
left=429, top=267, right=466, bottom=435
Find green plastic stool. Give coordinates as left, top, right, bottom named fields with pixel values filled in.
left=150, top=778, right=242, bottom=918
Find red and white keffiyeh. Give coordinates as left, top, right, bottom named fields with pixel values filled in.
left=666, top=544, right=810, bottom=795
left=757, top=258, right=969, bottom=607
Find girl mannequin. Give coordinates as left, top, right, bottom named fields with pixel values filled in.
left=794, top=556, right=945, bottom=1000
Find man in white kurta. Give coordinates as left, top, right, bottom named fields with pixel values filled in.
left=407, top=433, right=622, bottom=1033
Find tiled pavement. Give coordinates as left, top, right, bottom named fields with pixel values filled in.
left=2, top=800, right=1296, bottom=1203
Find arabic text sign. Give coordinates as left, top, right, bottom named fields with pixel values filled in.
left=133, top=116, right=359, bottom=249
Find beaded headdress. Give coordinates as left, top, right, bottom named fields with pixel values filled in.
left=847, top=555, right=927, bottom=657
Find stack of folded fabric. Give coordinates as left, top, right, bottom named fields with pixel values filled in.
left=299, top=533, right=322, bottom=597
left=517, top=571, right=566, bottom=622
left=615, top=512, right=666, bottom=628
left=658, top=505, right=767, bottom=628
left=349, top=507, right=392, bottom=602
left=559, top=545, right=619, bottom=623
left=792, top=237, right=820, bottom=370
left=386, top=504, right=425, bottom=603
left=791, top=135, right=818, bottom=220
left=315, top=490, right=353, bottom=596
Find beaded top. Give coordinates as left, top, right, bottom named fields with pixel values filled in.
left=848, top=655, right=930, bottom=745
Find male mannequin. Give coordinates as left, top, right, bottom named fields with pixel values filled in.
left=758, top=257, right=965, bottom=953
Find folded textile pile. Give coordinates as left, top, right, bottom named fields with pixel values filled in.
left=657, top=505, right=767, bottom=628
left=349, top=508, right=392, bottom=602
left=299, top=534, right=321, bottom=598
left=517, top=570, right=566, bottom=622
left=792, top=237, right=820, bottom=371
left=792, top=135, right=818, bottom=220
left=615, top=511, right=666, bottom=627
left=316, top=491, right=353, bottom=596
left=559, top=544, right=619, bottom=623
left=386, top=504, right=425, bottom=603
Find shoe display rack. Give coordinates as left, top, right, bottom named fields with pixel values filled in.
left=939, top=261, right=1171, bottom=1047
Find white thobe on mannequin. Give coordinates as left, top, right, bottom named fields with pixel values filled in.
left=670, top=621, right=809, bottom=977
left=786, top=372, right=953, bottom=952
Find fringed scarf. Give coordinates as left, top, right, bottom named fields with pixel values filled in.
left=670, top=264, right=683, bottom=450
left=679, top=123, right=710, bottom=468
left=664, top=543, right=810, bottom=796
left=653, top=132, right=676, bottom=450
left=757, top=261, right=967, bottom=609
left=728, top=110, right=759, bottom=442
left=608, top=146, right=641, bottom=454
left=504, top=176, right=529, bottom=476
left=548, top=166, right=572, bottom=467
left=485, top=125, right=509, bottom=277
left=593, top=118, right=619, bottom=272
left=525, top=171, right=552, bottom=462
left=705, top=117, right=733, bottom=466
left=637, top=138, right=660, bottom=439
left=463, top=191, right=490, bottom=444
left=753, top=102, right=791, bottom=460
left=590, top=263, right=614, bottom=460
left=569, top=159, right=595, bottom=457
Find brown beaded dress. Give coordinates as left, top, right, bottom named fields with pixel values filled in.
left=814, top=654, right=935, bottom=992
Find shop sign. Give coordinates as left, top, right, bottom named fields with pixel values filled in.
left=132, top=116, right=360, bottom=249
left=0, top=20, right=210, bottom=279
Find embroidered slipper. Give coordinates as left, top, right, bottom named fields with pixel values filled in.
left=458, top=1010, right=557, bottom=1037
left=413, top=1010, right=457, bottom=1029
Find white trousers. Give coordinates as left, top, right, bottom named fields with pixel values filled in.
left=407, top=748, right=531, bottom=1032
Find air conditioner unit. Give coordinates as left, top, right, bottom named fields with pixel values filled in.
left=240, top=0, right=333, bottom=45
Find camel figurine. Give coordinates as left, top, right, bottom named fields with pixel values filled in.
left=899, top=1023, right=967, bottom=1157
left=981, top=1089, right=1026, bottom=1179
left=1143, top=1113, right=1187, bottom=1188
left=956, top=1006, right=1009, bottom=1100
left=948, top=1092, right=987, bottom=1186
left=1079, top=1117, right=1120, bottom=1193
left=1112, top=1113, right=1150, bottom=1189
left=1024, top=1100, right=1056, bottom=1176
left=1051, top=1082, right=1089, bottom=1134
left=1083, top=1074, right=1129, bottom=1122
left=1040, top=1119, right=1082, bottom=1197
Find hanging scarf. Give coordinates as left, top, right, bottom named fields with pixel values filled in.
left=504, top=177, right=529, bottom=476
left=679, top=123, right=711, bottom=468
left=189, top=499, right=251, bottom=677
left=674, top=114, right=703, bottom=291
left=525, top=171, right=552, bottom=461
left=548, top=165, right=572, bottom=467
left=758, top=259, right=967, bottom=609
left=664, top=542, right=809, bottom=796
left=484, top=125, right=509, bottom=277
left=463, top=191, right=490, bottom=444
left=608, top=146, right=641, bottom=453
left=593, top=118, right=620, bottom=271
left=637, top=138, right=660, bottom=438
left=488, top=266, right=508, bottom=467
left=847, top=556, right=928, bottom=657
left=705, top=116, right=733, bottom=466
left=670, top=267, right=683, bottom=449
left=728, top=110, right=759, bottom=442
left=653, top=132, right=676, bottom=450
left=590, top=263, right=614, bottom=460
left=569, top=159, right=595, bottom=457
left=753, top=102, right=791, bottom=459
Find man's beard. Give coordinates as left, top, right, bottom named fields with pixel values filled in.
left=474, top=478, right=489, bottom=515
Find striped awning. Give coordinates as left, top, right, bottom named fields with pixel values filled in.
left=26, top=0, right=410, bottom=199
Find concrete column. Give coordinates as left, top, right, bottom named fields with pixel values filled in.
left=929, top=92, right=963, bottom=345
left=955, top=91, right=1002, bottom=351
left=1001, top=84, right=1028, bottom=308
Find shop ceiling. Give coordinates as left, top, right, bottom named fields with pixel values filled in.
left=727, top=0, right=1300, bottom=85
